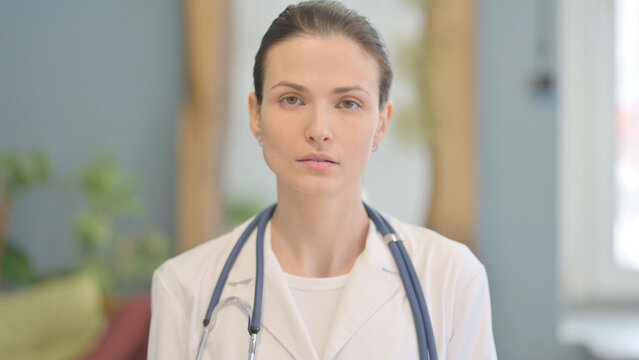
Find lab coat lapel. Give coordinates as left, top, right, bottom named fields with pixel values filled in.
left=323, top=221, right=401, bottom=360
left=225, top=222, right=318, bottom=360
left=261, top=224, right=319, bottom=360
left=221, top=218, right=402, bottom=360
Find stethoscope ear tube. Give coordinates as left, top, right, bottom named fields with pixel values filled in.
left=195, top=327, right=209, bottom=360
left=196, top=297, right=253, bottom=360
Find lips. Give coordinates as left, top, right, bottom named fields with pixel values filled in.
left=297, top=153, right=338, bottom=170
left=296, top=153, right=338, bottom=164
left=302, top=159, right=334, bottom=163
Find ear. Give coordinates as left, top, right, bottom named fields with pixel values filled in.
left=248, top=92, right=262, bottom=141
left=374, top=100, right=393, bottom=146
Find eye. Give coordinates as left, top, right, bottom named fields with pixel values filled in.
left=280, top=96, right=303, bottom=106
left=338, top=99, right=361, bottom=110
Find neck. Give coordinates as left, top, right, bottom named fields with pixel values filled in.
left=270, top=181, right=369, bottom=278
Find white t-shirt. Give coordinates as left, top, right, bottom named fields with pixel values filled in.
left=285, top=273, right=349, bottom=359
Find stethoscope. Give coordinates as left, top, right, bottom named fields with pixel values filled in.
left=195, top=203, right=438, bottom=360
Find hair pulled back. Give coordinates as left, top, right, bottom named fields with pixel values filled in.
left=253, top=1, right=393, bottom=109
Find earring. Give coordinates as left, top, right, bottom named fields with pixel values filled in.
left=372, top=141, right=379, bottom=152
left=258, top=138, right=263, bottom=147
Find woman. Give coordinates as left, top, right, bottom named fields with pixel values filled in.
left=148, top=1, right=497, bottom=359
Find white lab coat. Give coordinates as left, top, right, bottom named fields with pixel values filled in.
left=148, top=214, right=497, bottom=359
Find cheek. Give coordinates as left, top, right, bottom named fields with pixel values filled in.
left=263, top=120, right=296, bottom=145
left=260, top=123, right=297, bottom=167
left=345, top=126, right=376, bottom=162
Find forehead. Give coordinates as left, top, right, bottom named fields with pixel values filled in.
left=262, top=35, right=379, bottom=94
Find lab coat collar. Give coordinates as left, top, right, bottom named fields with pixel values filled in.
left=225, top=217, right=257, bottom=285
left=323, top=224, right=401, bottom=359
left=362, top=217, right=400, bottom=275
left=221, top=215, right=403, bottom=359
left=225, top=216, right=400, bottom=284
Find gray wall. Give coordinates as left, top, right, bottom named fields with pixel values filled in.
left=477, top=0, right=591, bottom=358
left=0, top=0, right=184, bottom=274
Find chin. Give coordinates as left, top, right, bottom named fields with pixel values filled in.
left=269, top=162, right=363, bottom=197
left=279, top=175, right=361, bottom=197
left=292, top=180, right=342, bottom=196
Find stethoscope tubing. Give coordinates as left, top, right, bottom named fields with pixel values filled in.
left=202, top=205, right=275, bottom=327
left=378, top=211, right=437, bottom=360
left=364, top=203, right=438, bottom=360
left=251, top=204, right=276, bottom=333
left=389, top=241, right=429, bottom=359
left=397, top=238, right=438, bottom=360
left=198, top=203, right=437, bottom=360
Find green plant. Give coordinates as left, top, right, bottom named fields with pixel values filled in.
left=0, top=150, right=51, bottom=285
left=0, top=150, right=169, bottom=293
left=73, top=155, right=169, bottom=293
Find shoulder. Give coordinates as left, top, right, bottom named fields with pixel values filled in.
left=151, top=217, right=253, bottom=305
left=386, top=215, right=486, bottom=291
left=380, top=216, right=496, bottom=355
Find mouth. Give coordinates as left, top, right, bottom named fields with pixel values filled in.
left=299, top=159, right=336, bottom=164
left=297, top=153, right=338, bottom=169
left=297, top=153, right=338, bottom=164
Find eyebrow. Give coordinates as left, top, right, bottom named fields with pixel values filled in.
left=270, top=81, right=370, bottom=96
left=271, top=81, right=308, bottom=92
left=333, top=86, right=370, bottom=96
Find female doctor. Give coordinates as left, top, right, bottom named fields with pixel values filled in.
left=148, top=1, right=497, bottom=359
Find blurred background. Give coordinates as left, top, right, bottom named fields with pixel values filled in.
left=0, top=0, right=637, bottom=359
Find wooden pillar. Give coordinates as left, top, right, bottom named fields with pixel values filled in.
left=422, top=0, right=477, bottom=249
left=177, top=0, right=231, bottom=252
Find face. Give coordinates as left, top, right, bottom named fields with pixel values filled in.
left=249, top=35, right=392, bottom=196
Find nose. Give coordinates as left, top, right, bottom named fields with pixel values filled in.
left=304, top=104, right=333, bottom=144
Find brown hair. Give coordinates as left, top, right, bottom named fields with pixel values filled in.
left=253, top=0, right=393, bottom=109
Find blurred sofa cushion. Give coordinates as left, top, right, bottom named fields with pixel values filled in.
left=0, top=271, right=106, bottom=360
left=78, top=294, right=151, bottom=360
